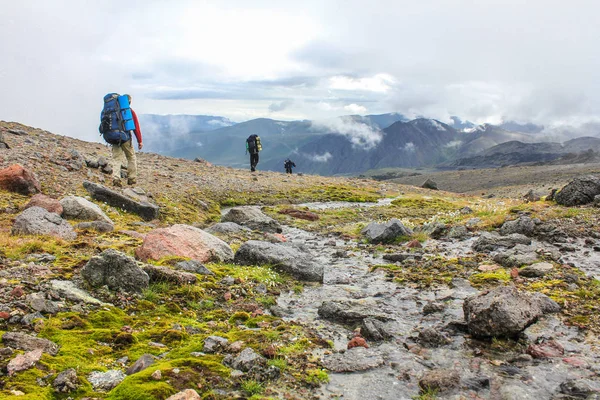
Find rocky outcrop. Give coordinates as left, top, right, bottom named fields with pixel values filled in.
left=361, top=218, right=413, bottom=244
left=83, top=180, right=159, bottom=221
left=60, top=196, right=112, bottom=223
left=221, top=206, right=282, bottom=233
left=81, top=249, right=149, bottom=293
left=234, top=240, right=323, bottom=282
left=23, top=194, right=63, bottom=214
left=421, top=179, right=438, bottom=190
left=463, top=286, right=560, bottom=338
left=499, top=215, right=536, bottom=237
left=135, top=224, right=234, bottom=263
left=2, top=332, right=60, bottom=355
left=11, top=207, right=77, bottom=240
left=472, top=232, right=531, bottom=252
left=0, top=164, right=41, bottom=195
left=555, top=175, right=600, bottom=206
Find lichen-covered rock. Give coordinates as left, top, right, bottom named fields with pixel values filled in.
left=463, top=286, right=560, bottom=338
left=88, top=370, right=125, bottom=392
left=60, top=195, right=112, bottom=223
left=2, top=332, right=60, bottom=355
left=81, top=249, right=149, bottom=293
left=143, top=265, right=197, bottom=285
left=11, top=207, right=77, bottom=240
left=499, top=215, right=535, bottom=237
left=419, top=369, right=460, bottom=392
left=361, top=218, right=413, bottom=243
left=53, top=368, right=79, bottom=393
left=555, top=175, right=600, bottom=206
left=221, top=206, right=282, bottom=233
left=234, top=240, right=323, bottom=282
left=230, top=348, right=266, bottom=372
left=0, top=164, right=41, bottom=195
left=136, top=224, right=234, bottom=263
left=203, top=336, right=229, bottom=353
left=24, top=194, right=63, bottom=214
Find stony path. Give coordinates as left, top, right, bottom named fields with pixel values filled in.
left=275, top=215, right=600, bottom=399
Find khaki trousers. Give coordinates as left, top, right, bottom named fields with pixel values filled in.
left=111, top=139, right=137, bottom=180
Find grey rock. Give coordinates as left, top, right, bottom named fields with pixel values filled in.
left=559, top=379, right=599, bottom=398
left=2, top=332, right=60, bottom=355
left=361, top=218, right=413, bottom=244
left=60, top=195, right=112, bottom=223
left=88, top=369, right=125, bottom=392
left=322, top=347, right=385, bottom=372
left=234, top=240, right=323, bottom=282
left=205, top=222, right=251, bottom=235
left=417, top=327, right=451, bottom=348
left=126, top=354, right=155, bottom=375
left=460, top=206, right=474, bottom=214
left=382, top=253, right=414, bottom=262
left=447, top=225, right=469, bottom=239
left=472, top=232, right=531, bottom=252
left=493, top=244, right=539, bottom=267
left=594, top=195, right=600, bottom=207
left=318, top=300, right=390, bottom=324
left=520, top=262, right=554, bottom=278
left=11, top=207, right=77, bottom=240
left=422, top=301, right=446, bottom=315
left=221, top=206, right=282, bottom=233
left=555, top=175, right=600, bottom=206
left=462, top=376, right=490, bottom=391
left=203, top=336, right=229, bottom=353
left=27, top=292, right=60, bottom=314
left=53, top=368, right=79, bottom=393
left=421, top=179, right=438, bottom=190
left=143, top=265, right=197, bottom=285
left=21, top=312, right=45, bottom=326
left=231, top=348, right=266, bottom=372
left=81, top=249, right=149, bottom=293
left=360, top=317, right=393, bottom=341
left=7, top=348, right=43, bottom=376
left=417, top=221, right=446, bottom=239
left=500, top=215, right=535, bottom=237
left=174, top=260, right=214, bottom=275
left=86, top=159, right=99, bottom=169
left=83, top=180, right=159, bottom=221
left=463, top=285, right=560, bottom=338
left=523, top=189, right=542, bottom=203
left=49, top=280, right=106, bottom=305
left=74, top=221, right=114, bottom=233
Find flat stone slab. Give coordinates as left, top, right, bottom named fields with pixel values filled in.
left=83, top=180, right=159, bottom=221
left=322, top=347, right=385, bottom=372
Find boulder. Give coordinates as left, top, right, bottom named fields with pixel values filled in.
left=416, top=222, right=446, bottom=239
left=472, top=232, right=531, bottom=252
left=499, top=215, right=535, bottom=237
left=361, top=218, right=413, bottom=244
left=417, top=327, right=452, bottom=348
left=523, top=189, right=541, bottom=203
left=2, top=332, right=60, bottom=355
left=143, top=265, right=197, bottom=285
left=0, top=164, right=41, bottom=195
left=23, top=194, right=63, bottom=214
left=317, top=299, right=390, bottom=324
left=135, top=224, right=234, bottom=264
left=231, top=348, right=266, bottom=372
left=360, top=317, right=393, bottom=341
left=221, top=206, right=282, bottom=233
left=60, top=196, right=112, bottom=223
left=493, top=244, right=539, bottom=268
left=7, top=349, right=43, bottom=376
left=555, top=175, right=600, bottom=206
left=205, top=222, right=251, bottom=235
left=53, top=368, right=79, bottom=393
left=50, top=280, right=105, bottom=305
left=27, top=292, right=60, bottom=314
left=203, top=336, right=229, bottom=353
left=11, top=207, right=77, bottom=240
left=88, top=370, right=125, bottom=392
left=234, top=240, right=323, bottom=282
left=519, top=262, right=554, bottom=278
left=174, top=260, right=214, bottom=275
left=463, top=286, right=560, bottom=338
left=447, top=225, right=469, bottom=239
left=126, top=354, right=156, bottom=375
left=81, top=249, right=149, bottom=293
left=421, top=179, right=438, bottom=190
left=83, top=180, right=159, bottom=221
left=278, top=208, right=319, bottom=221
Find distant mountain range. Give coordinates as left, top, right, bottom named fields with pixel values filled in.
left=138, top=112, right=598, bottom=175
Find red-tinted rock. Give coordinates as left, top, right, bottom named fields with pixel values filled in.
left=347, top=337, right=369, bottom=349
left=0, top=165, right=41, bottom=195
left=510, top=268, right=519, bottom=279
left=0, top=312, right=10, bottom=320
left=7, top=348, right=43, bottom=376
left=562, top=357, right=588, bottom=368
left=406, top=240, right=422, bottom=249
left=135, top=224, right=233, bottom=263
left=24, top=194, right=63, bottom=214
left=278, top=208, right=319, bottom=221
left=11, top=286, right=24, bottom=298
left=166, top=389, right=201, bottom=400
left=527, top=339, right=564, bottom=358
left=224, top=292, right=232, bottom=301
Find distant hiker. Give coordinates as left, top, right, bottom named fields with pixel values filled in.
left=99, top=93, right=143, bottom=187
left=246, top=134, right=262, bottom=172
left=284, top=159, right=296, bottom=174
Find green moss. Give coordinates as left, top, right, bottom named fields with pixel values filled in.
left=241, top=380, right=264, bottom=396
left=301, top=369, right=329, bottom=387
left=469, top=269, right=511, bottom=286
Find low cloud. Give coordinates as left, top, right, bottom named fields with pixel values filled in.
left=312, top=116, right=383, bottom=149
left=305, top=152, right=332, bottom=162
left=269, top=100, right=294, bottom=112
left=444, top=140, right=463, bottom=148
left=403, top=142, right=416, bottom=153
left=344, top=103, right=367, bottom=114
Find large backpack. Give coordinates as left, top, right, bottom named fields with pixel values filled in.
left=99, top=93, right=134, bottom=144
left=246, top=134, right=262, bottom=154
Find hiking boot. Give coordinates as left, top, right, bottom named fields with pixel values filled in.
left=112, top=178, right=122, bottom=188
left=127, top=178, right=136, bottom=185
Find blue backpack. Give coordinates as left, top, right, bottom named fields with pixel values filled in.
left=99, top=93, right=135, bottom=144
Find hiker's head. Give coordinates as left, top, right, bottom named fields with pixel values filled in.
left=126, top=94, right=132, bottom=104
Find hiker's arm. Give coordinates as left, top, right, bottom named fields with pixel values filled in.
left=131, top=109, right=143, bottom=149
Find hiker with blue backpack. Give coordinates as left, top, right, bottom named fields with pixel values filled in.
left=99, top=93, right=143, bottom=187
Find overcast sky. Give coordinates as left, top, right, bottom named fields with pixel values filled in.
left=1, top=0, right=599, bottom=142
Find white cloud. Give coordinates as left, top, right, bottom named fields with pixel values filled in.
left=344, top=104, right=367, bottom=114
left=306, top=152, right=332, bottom=162
left=329, top=74, right=395, bottom=93
left=403, top=142, right=416, bottom=153
left=312, top=116, right=383, bottom=149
